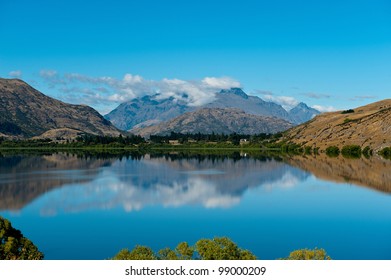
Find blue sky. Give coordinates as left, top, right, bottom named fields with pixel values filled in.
left=1, top=0, right=390, bottom=114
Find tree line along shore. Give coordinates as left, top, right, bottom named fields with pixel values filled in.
left=0, top=132, right=390, bottom=160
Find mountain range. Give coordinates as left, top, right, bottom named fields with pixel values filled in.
left=130, top=108, right=294, bottom=137
left=0, top=78, right=320, bottom=139
left=0, top=78, right=121, bottom=139
left=105, top=88, right=320, bottom=131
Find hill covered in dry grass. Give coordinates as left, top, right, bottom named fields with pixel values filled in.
left=283, top=99, right=391, bottom=151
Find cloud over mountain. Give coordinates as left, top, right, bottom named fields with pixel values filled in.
left=256, top=90, right=299, bottom=110
left=39, top=71, right=240, bottom=113
left=312, top=105, right=337, bottom=112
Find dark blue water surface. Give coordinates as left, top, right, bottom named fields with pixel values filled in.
left=0, top=152, right=390, bottom=260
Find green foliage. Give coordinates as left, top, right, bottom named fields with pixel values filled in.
left=0, top=216, right=44, bottom=260
left=0, top=131, right=285, bottom=148
left=157, top=248, right=179, bottom=260
left=111, top=245, right=157, bottom=260
left=195, top=237, right=256, bottom=260
left=325, top=146, right=340, bottom=157
left=112, top=237, right=256, bottom=260
left=149, top=132, right=274, bottom=145
left=156, top=242, right=195, bottom=260
left=239, top=249, right=259, bottom=260
left=175, top=241, right=194, bottom=260
left=379, top=147, right=391, bottom=160
left=0, top=134, right=145, bottom=148
left=285, top=248, right=331, bottom=260
left=343, top=118, right=352, bottom=124
left=341, top=109, right=355, bottom=114
left=76, top=134, right=145, bottom=145
left=341, top=145, right=362, bottom=158
left=112, top=238, right=333, bottom=261
left=280, top=248, right=331, bottom=260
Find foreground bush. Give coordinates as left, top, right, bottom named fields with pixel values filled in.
left=0, top=216, right=44, bottom=260
left=280, top=248, right=331, bottom=260
left=112, top=237, right=256, bottom=260
left=195, top=237, right=256, bottom=260
left=112, top=237, right=331, bottom=260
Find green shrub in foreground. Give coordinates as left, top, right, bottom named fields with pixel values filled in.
left=0, top=216, right=44, bottom=260
left=112, top=237, right=256, bottom=260
left=112, top=237, right=331, bottom=260
left=280, top=248, right=331, bottom=260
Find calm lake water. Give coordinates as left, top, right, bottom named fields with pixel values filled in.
left=0, top=152, right=390, bottom=260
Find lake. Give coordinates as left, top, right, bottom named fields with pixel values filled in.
left=0, top=151, right=390, bottom=260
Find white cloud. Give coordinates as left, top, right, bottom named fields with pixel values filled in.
left=202, top=76, right=241, bottom=89
left=273, top=96, right=299, bottom=108
left=312, top=105, right=337, bottom=112
left=263, top=171, right=300, bottom=190
left=350, top=95, right=377, bottom=101
left=40, top=69, right=57, bottom=78
left=107, top=90, right=135, bottom=102
left=256, top=90, right=336, bottom=112
left=303, top=92, right=331, bottom=99
left=257, top=90, right=299, bottom=110
left=123, top=73, right=143, bottom=84
left=9, top=70, right=22, bottom=78
left=39, top=71, right=241, bottom=112
left=39, top=176, right=241, bottom=214
left=157, top=78, right=219, bottom=106
left=39, top=69, right=68, bottom=89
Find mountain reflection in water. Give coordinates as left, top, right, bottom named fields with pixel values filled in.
left=0, top=153, right=115, bottom=210
left=0, top=152, right=308, bottom=213
left=1, top=152, right=390, bottom=260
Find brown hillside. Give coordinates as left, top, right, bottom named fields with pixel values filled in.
left=283, top=99, right=391, bottom=151
left=0, top=78, right=122, bottom=138
left=131, top=108, right=293, bottom=137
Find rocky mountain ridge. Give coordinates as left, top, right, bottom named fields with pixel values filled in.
left=130, top=107, right=294, bottom=137
left=0, top=78, right=122, bottom=139
left=105, top=88, right=319, bottom=131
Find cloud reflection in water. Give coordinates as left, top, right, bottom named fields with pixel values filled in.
left=36, top=156, right=308, bottom=215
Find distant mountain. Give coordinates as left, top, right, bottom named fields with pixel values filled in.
left=130, top=108, right=294, bottom=137
left=0, top=78, right=122, bottom=138
left=105, top=88, right=319, bottom=131
left=283, top=99, right=391, bottom=151
left=106, top=95, right=189, bottom=131
left=289, top=102, right=320, bottom=124
left=203, top=88, right=292, bottom=121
